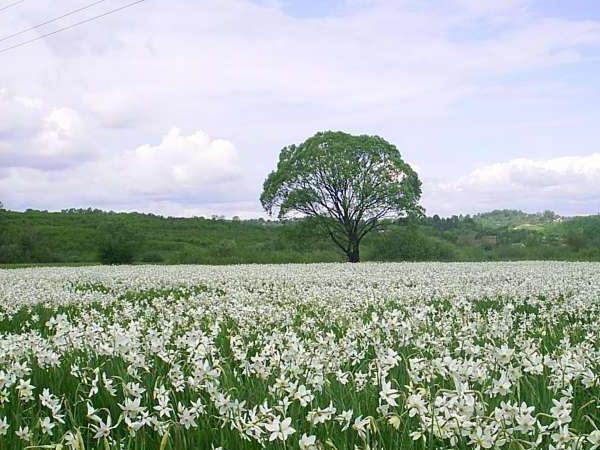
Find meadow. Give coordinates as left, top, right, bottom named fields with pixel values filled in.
left=0, top=262, right=599, bottom=449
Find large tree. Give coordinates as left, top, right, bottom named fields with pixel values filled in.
left=261, top=131, right=422, bottom=262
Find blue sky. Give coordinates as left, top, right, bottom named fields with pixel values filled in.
left=1, top=0, right=599, bottom=217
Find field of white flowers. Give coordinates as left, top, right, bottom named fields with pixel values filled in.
left=0, top=262, right=599, bottom=450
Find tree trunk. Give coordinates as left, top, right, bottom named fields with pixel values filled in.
left=347, top=242, right=360, bottom=262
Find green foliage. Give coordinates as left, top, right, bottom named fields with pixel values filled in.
left=214, top=239, right=237, bottom=257
left=0, top=220, right=54, bottom=263
left=473, top=209, right=559, bottom=229
left=261, top=131, right=422, bottom=262
left=1, top=208, right=600, bottom=265
left=97, top=224, right=136, bottom=265
left=366, top=224, right=458, bottom=261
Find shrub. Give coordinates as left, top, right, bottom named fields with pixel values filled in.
left=366, top=225, right=460, bottom=261
left=97, top=224, right=136, bottom=264
left=98, top=237, right=135, bottom=264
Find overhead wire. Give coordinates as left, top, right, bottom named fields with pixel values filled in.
left=0, top=0, right=26, bottom=14
left=0, top=0, right=109, bottom=44
left=0, top=0, right=146, bottom=54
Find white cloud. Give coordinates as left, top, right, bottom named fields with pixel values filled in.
left=84, top=90, right=142, bottom=128
left=35, top=107, right=87, bottom=157
left=1, top=0, right=600, bottom=216
left=0, top=128, right=245, bottom=212
left=104, top=127, right=241, bottom=196
left=0, top=90, right=93, bottom=169
left=424, top=154, right=600, bottom=215
left=5, top=0, right=599, bottom=118
left=0, top=88, right=43, bottom=135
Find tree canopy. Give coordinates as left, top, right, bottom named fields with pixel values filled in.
left=260, top=131, right=422, bottom=262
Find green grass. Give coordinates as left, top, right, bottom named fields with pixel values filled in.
left=1, top=264, right=599, bottom=449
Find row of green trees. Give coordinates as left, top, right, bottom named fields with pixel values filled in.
left=1, top=208, right=599, bottom=265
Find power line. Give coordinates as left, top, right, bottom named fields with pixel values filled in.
left=0, top=0, right=146, bottom=55
left=0, top=0, right=25, bottom=13
left=0, top=0, right=109, bottom=44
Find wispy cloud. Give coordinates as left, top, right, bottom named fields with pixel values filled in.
left=424, top=153, right=600, bottom=216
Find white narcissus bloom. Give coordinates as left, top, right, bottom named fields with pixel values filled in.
left=178, top=404, right=197, bottom=430
left=39, top=417, right=55, bottom=435
left=0, top=262, right=599, bottom=449
left=0, top=387, right=8, bottom=405
left=265, top=416, right=295, bottom=442
left=337, top=409, right=353, bottom=431
left=154, top=396, right=173, bottom=417
left=91, top=415, right=114, bottom=440
left=514, top=402, right=536, bottom=434
left=299, top=433, right=317, bottom=450
left=0, top=417, right=8, bottom=436
left=293, top=385, right=314, bottom=407
left=379, top=379, right=399, bottom=407
left=406, top=393, right=427, bottom=417
left=353, top=416, right=370, bottom=440
left=588, top=430, right=600, bottom=449
left=63, top=431, right=78, bottom=447
left=120, top=396, right=143, bottom=418
left=15, top=425, right=31, bottom=441
left=469, top=426, right=494, bottom=449
left=551, top=425, right=572, bottom=445
left=17, top=379, right=35, bottom=402
left=306, top=403, right=337, bottom=426
left=549, top=398, right=572, bottom=428
left=495, top=345, right=514, bottom=365
left=0, top=371, right=9, bottom=389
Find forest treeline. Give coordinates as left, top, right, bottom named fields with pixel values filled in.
left=0, top=208, right=599, bottom=265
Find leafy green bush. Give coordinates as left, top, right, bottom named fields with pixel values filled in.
left=97, top=224, right=136, bottom=264
left=98, top=237, right=135, bottom=265
left=367, top=226, right=459, bottom=261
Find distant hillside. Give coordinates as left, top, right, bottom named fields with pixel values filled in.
left=1, top=208, right=599, bottom=265
left=472, top=209, right=560, bottom=229
left=0, top=209, right=339, bottom=265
